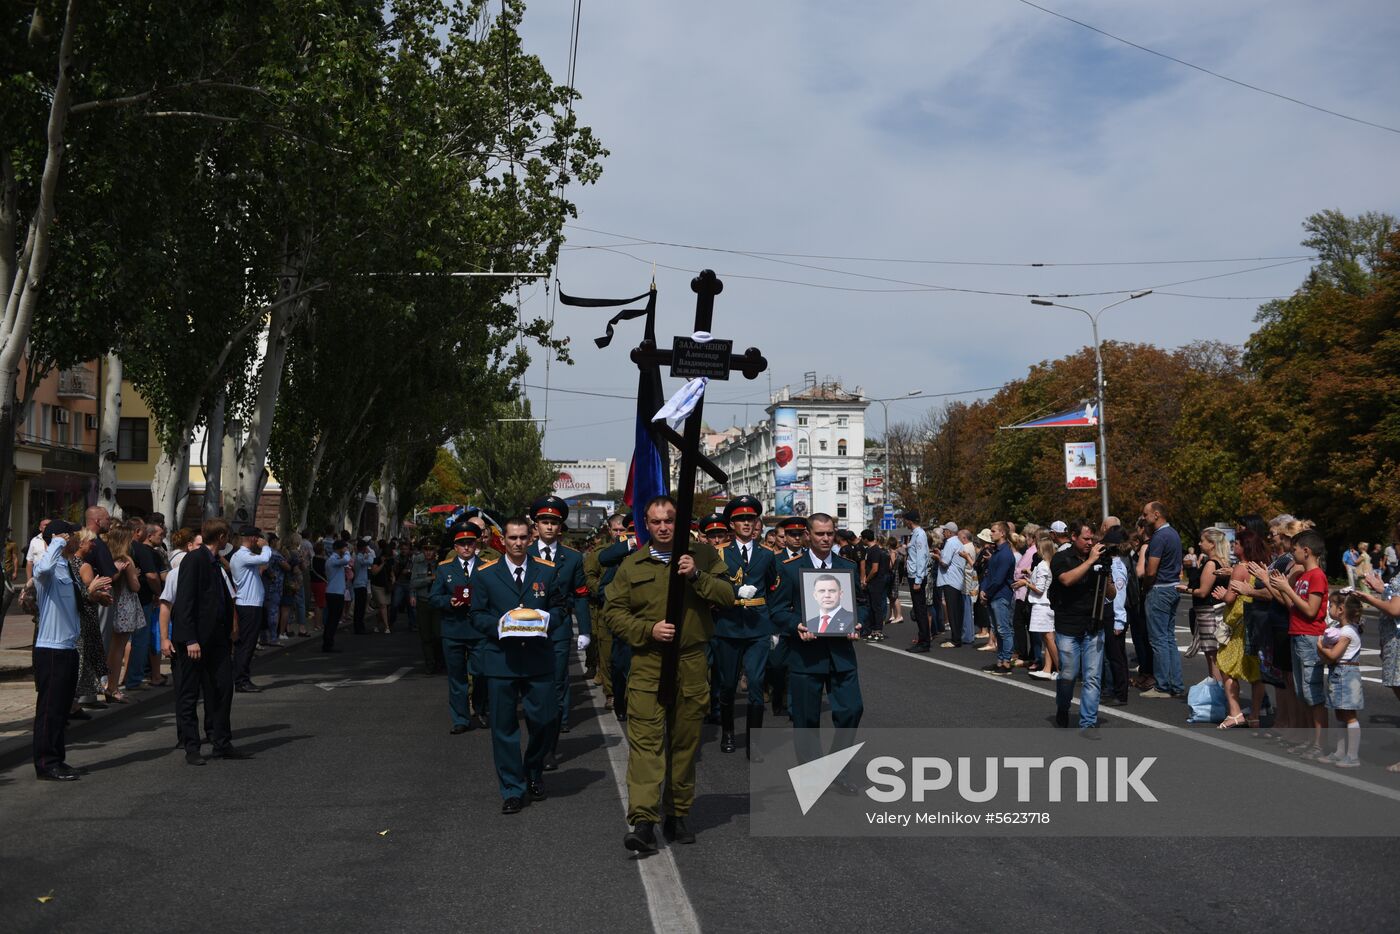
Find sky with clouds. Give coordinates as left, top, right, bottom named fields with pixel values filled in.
left=513, top=0, right=1400, bottom=461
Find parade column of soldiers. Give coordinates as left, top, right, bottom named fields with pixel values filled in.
left=424, top=490, right=865, bottom=843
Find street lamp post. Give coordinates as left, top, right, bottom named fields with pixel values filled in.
left=1030, top=291, right=1152, bottom=522
left=872, top=390, right=923, bottom=524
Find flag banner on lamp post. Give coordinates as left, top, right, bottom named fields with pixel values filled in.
left=1000, top=404, right=1098, bottom=430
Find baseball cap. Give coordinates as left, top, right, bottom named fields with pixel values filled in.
left=1050, top=520, right=1068, bottom=534
left=941, top=521, right=957, bottom=533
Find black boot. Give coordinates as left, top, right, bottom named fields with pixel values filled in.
left=746, top=704, right=765, bottom=761
left=720, top=702, right=736, bottom=753
left=662, top=816, right=696, bottom=844
left=624, top=820, right=657, bottom=853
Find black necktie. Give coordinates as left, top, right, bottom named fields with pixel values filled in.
left=742, top=545, right=750, bottom=568
left=514, top=565, right=524, bottom=588
left=542, top=546, right=552, bottom=563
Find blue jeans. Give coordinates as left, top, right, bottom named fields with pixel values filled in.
left=1055, top=629, right=1104, bottom=728
left=124, top=603, right=160, bottom=689
left=989, top=594, right=1014, bottom=662
left=1145, top=585, right=1183, bottom=694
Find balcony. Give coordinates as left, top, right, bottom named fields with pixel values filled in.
left=56, top=366, right=97, bottom=399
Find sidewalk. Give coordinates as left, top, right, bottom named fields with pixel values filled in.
left=0, top=620, right=317, bottom=769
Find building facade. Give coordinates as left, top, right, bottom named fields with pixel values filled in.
left=9, top=361, right=102, bottom=541
left=704, top=381, right=873, bottom=527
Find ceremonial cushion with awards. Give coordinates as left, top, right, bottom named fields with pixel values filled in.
left=450, top=584, right=470, bottom=607
left=499, top=607, right=550, bottom=638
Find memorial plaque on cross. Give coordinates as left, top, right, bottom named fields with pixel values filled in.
left=628, top=270, right=768, bottom=706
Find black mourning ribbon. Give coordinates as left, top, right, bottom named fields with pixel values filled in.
left=557, top=284, right=656, bottom=348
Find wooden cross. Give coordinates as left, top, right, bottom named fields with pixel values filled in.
left=629, top=270, right=767, bottom=706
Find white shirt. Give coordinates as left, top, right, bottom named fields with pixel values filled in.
left=1029, top=561, right=1053, bottom=606
left=808, top=551, right=834, bottom=570
left=504, top=556, right=527, bottom=582
left=26, top=534, right=47, bottom=573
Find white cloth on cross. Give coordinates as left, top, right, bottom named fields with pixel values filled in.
left=652, top=377, right=709, bottom=429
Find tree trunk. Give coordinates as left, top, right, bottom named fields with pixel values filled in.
left=378, top=461, right=398, bottom=539
left=0, top=0, right=79, bottom=539
left=203, top=388, right=225, bottom=519
left=221, top=417, right=240, bottom=517
left=294, top=430, right=331, bottom=532
left=151, top=438, right=190, bottom=528
left=96, top=352, right=122, bottom=514
left=232, top=248, right=308, bottom=523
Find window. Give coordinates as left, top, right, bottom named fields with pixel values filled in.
left=837, top=477, right=848, bottom=493
left=797, top=415, right=808, bottom=426
left=818, top=439, right=828, bottom=452
left=118, top=417, right=149, bottom=462
left=837, top=504, right=848, bottom=520
left=837, top=415, right=848, bottom=427
left=39, top=404, right=50, bottom=443
left=798, top=438, right=808, bottom=455
left=837, top=439, right=848, bottom=456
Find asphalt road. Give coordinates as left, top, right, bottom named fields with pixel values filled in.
left=2, top=622, right=1399, bottom=933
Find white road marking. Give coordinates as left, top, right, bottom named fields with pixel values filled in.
left=585, top=678, right=703, bottom=934
left=314, top=666, right=412, bottom=691
left=865, top=641, right=1400, bottom=804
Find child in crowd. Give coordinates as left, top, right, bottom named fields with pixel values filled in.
left=1316, top=593, right=1364, bottom=767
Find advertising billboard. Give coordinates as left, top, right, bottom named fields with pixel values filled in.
left=773, top=406, right=798, bottom=515
left=1064, top=441, right=1098, bottom=490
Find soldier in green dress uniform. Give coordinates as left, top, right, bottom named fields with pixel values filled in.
left=528, top=496, right=592, bottom=766
left=605, top=496, right=734, bottom=852
left=429, top=525, right=487, bottom=732
left=713, top=496, right=780, bottom=757
left=467, top=517, right=568, bottom=814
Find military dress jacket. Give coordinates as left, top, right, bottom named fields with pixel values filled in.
left=532, top=541, right=591, bottom=642
left=713, top=540, right=777, bottom=640
left=467, top=556, right=568, bottom=678
left=429, top=555, right=480, bottom=641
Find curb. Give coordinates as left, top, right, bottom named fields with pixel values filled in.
left=0, top=635, right=321, bottom=772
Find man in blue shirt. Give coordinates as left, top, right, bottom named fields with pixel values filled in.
left=32, top=521, right=85, bottom=780
left=1139, top=501, right=1185, bottom=698
left=903, top=511, right=932, bottom=652
left=321, top=540, right=352, bottom=652
left=980, top=522, right=1016, bottom=673
left=937, top=521, right=969, bottom=648
left=229, top=526, right=272, bottom=692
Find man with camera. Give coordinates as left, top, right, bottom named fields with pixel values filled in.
left=1049, top=522, right=1116, bottom=736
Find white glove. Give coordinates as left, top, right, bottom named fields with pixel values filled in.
left=770, top=634, right=780, bottom=648
left=737, top=584, right=758, bottom=599
left=577, top=634, right=591, bottom=651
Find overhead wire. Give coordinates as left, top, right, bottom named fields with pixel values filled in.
left=572, top=242, right=1310, bottom=299
left=562, top=222, right=1316, bottom=268
left=1012, top=0, right=1400, bottom=136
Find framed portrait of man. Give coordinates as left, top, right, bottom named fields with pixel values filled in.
left=799, top=568, right=857, bottom=636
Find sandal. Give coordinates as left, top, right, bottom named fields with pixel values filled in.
left=1217, top=714, right=1247, bottom=730
left=1245, top=718, right=1261, bottom=729
left=102, top=691, right=129, bottom=704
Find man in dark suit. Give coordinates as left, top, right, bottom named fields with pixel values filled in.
left=468, top=517, right=568, bottom=814
left=804, top=573, right=856, bottom=635
left=773, top=513, right=864, bottom=787
left=171, top=518, right=249, bottom=764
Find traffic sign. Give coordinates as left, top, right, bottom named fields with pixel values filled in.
left=883, top=503, right=894, bottom=517
left=880, top=518, right=897, bottom=531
